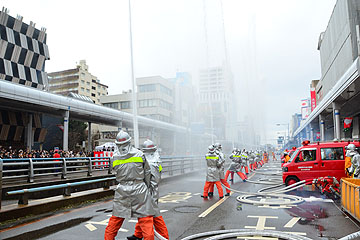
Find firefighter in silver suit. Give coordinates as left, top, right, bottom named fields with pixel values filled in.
left=104, top=131, right=158, bottom=240
left=128, top=139, right=169, bottom=240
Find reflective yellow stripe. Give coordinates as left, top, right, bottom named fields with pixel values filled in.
left=113, top=157, right=143, bottom=167
left=206, top=156, right=219, bottom=159
left=159, top=164, right=163, bottom=172
left=234, top=155, right=241, bottom=158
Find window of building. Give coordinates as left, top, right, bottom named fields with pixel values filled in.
left=86, top=89, right=90, bottom=93
left=81, top=80, right=85, bottom=84
left=103, top=102, right=119, bottom=109
left=158, top=115, right=170, bottom=123
left=139, top=99, right=157, bottom=108
left=87, top=82, right=90, bottom=85
left=159, top=100, right=172, bottom=110
left=139, top=84, right=156, bottom=93
left=160, top=85, right=172, bottom=96
left=91, top=93, right=96, bottom=97
left=81, top=87, right=85, bottom=91
left=92, top=79, right=97, bottom=83
left=92, top=86, right=96, bottom=90
left=120, top=101, right=132, bottom=109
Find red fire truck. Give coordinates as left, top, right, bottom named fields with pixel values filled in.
left=282, top=140, right=360, bottom=186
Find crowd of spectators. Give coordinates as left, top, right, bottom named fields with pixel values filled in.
left=0, top=146, right=91, bottom=159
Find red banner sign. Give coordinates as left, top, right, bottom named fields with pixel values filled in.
left=310, top=88, right=316, bottom=111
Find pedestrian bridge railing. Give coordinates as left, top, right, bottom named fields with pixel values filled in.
left=0, top=155, right=203, bottom=185
left=6, top=177, right=116, bottom=206
left=0, top=155, right=204, bottom=209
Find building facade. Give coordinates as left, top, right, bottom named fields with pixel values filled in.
left=294, top=0, right=360, bottom=143
left=48, top=60, right=108, bottom=104
left=0, top=8, right=50, bottom=90
left=0, top=8, right=49, bottom=147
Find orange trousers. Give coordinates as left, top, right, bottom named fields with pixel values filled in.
left=203, top=181, right=223, bottom=197
left=241, top=165, right=249, bottom=174
left=105, top=215, right=154, bottom=240
left=134, top=216, right=169, bottom=239
left=209, top=179, right=231, bottom=194
left=225, top=170, right=246, bottom=181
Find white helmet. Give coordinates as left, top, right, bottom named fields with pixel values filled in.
left=214, top=143, right=222, bottom=150
left=346, top=144, right=356, bottom=151
left=142, top=139, right=157, bottom=151
left=208, top=145, right=216, bottom=154
left=115, top=130, right=131, bottom=145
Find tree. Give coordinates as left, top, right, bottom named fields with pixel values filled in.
left=68, top=120, right=87, bottom=150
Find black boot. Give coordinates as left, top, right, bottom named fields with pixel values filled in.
left=208, top=192, right=214, bottom=197
left=225, top=193, right=230, bottom=196
left=127, top=235, right=142, bottom=240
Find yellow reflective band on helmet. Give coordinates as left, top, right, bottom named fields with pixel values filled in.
left=206, top=156, right=219, bottom=159
left=234, top=155, right=241, bottom=158
left=159, top=164, right=163, bottom=172
left=113, top=157, right=143, bottom=167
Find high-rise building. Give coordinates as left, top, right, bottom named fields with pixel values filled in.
left=198, top=63, right=237, bottom=142
left=48, top=60, right=108, bottom=104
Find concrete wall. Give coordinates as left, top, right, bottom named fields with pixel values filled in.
left=316, top=0, right=355, bottom=103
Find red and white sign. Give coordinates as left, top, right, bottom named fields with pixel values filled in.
left=316, top=132, right=321, bottom=140
left=94, top=151, right=113, bottom=168
left=301, top=99, right=308, bottom=107
left=344, top=117, right=353, bottom=128
left=310, top=88, right=317, bottom=111
left=301, top=99, right=310, bottom=120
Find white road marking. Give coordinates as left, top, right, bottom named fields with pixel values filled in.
left=284, top=217, right=300, bottom=228
left=160, top=209, right=168, bottom=213
left=198, top=193, right=233, bottom=217
left=245, top=216, right=278, bottom=230
left=237, top=237, right=277, bottom=240
left=303, top=196, right=333, bottom=202
left=159, top=192, right=192, bottom=203
left=85, top=223, right=97, bottom=231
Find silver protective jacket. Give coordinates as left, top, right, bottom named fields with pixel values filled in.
left=216, top=150, right=226, bottom=179
left=248, top=153, right=256, bottom=164
left=205, top=153, right=221, bottom=182
left=111, top=147, right=159, bottom=218
left=240, top=153, right=248, bottom=166
left=349, top=150, right=360, bottom=177
left=144, top=150, right=162, bottom=201
left=255, top=153, right=261, bottom=162
left=230, top=153, right=242, bottom=172
left=228, top=154, right=237, bottom=172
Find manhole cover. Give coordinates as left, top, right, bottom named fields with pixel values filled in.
left=173, top=206, right=201, bottom=213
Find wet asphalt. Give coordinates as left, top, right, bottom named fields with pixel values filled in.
left=1, top=160, right=359, bottom=240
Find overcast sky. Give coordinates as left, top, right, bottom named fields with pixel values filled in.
left=2, top=0, right=337, bottom=145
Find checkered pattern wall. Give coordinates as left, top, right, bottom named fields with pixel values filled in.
left=0, top=8, right=50, bottom=90
left=0, top=110, right=47, bottom=143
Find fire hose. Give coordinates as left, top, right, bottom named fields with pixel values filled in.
left=180, top=229, right=312, bottom=240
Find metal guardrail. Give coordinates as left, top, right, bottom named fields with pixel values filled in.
left=6, top=177, right=116, bottom=205
left=0, top=157, right=112, bottom=184
left=0, top=155, right=204, bottom=209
